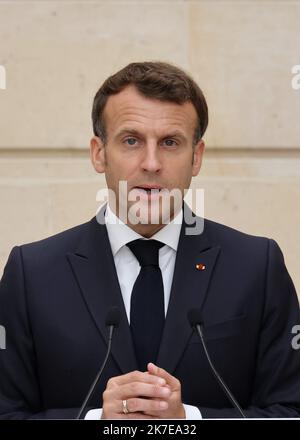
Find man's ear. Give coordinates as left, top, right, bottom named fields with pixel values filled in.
left=90, top=136, right=106, bottom=173
left=192, top=139, right=205, bottom=177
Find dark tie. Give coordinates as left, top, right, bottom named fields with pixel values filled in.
left=126, top=239, right=165, bottom=371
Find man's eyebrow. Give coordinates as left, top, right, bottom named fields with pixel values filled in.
left=115, top=128, right=141, bottom=138
left=162, top=130, right=187, bottom=140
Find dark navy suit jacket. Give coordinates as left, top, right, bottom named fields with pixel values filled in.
left=0, top=205, right=300, bottom=419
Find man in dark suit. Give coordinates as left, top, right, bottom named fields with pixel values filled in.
left=0, top=62, right=300, bottom=419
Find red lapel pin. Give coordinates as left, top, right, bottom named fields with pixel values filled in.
left=196, top=263, right=206, bottom=271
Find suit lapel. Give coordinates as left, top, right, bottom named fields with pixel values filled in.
left=67, top=208, right=138, bottom=374
left=157, top=206, right=220, bottom=374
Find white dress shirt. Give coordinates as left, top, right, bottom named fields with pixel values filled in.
left=85, top=204, right=201, bottom=420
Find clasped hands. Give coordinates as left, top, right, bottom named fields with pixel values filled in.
left=101, top=362, right=186, bottom=419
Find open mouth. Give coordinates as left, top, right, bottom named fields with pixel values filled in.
left=131, top=186, right=165, bottom=201
left=135, top=187, right=162, bottom=193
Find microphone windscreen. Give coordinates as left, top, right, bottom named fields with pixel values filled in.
left=105, top=306, right=121, bottom=327
left=187, top=308, right=203, bottom=328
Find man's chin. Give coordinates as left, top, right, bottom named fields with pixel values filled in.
left=114, top=189, right=183, bottom=226
left=126, top=201, right=178, bottom=226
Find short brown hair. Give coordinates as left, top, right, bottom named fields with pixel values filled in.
left=92, top=61, right=208, bottom=145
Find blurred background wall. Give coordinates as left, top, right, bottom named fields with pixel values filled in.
left=0, top=0, right=299, bottom=297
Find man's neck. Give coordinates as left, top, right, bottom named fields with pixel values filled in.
left=125, top=221, right=169, bottom=238
left=107, top=203, right=182, bottom=238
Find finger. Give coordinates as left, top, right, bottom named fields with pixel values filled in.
left=147, top=363, right=180, bottom=389
left=107, top=370, right=166, bottom=389
left=122, top=397, right=169, bottom=414
left=113, top=381, right=172, bottom=400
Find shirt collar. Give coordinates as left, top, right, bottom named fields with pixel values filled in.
left=105, top=203, right=183, bottom=257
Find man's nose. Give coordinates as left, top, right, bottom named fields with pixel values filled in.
left=140, top=144, right=162, bottom=173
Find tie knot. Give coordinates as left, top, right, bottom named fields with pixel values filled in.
left=126, top=239, right=164, bottom=267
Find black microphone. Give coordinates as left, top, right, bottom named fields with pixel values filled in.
left=76, top=306, right=121, bottom=420
left=187, top=308, right=246, bottom=418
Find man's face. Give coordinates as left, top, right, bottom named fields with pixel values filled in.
left=90, top=85, right=204, bottom=235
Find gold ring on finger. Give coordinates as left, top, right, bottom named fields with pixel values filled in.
left=122, top=399, right=130, bottom=414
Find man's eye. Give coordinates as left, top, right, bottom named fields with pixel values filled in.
left=163, top=139, right=177, bottom=147
left=125, top=138, right=137, bottom=146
